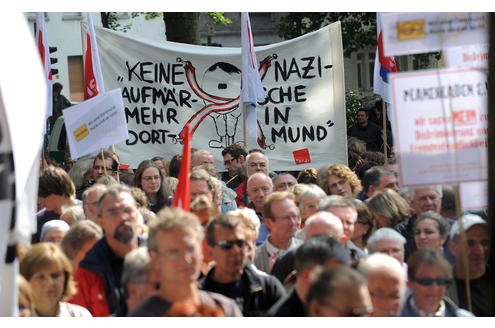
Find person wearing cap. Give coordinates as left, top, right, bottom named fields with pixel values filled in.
left=446, top=213, right=491, bottom=317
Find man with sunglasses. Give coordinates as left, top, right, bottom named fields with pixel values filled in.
left=198, top=213, right=286, bottom=316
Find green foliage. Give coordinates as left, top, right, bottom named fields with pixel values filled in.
left=345, top=90, right=380, bottom=129
left=205, top=12, right=232, bottom=25
left=101, top=12, right=133, bottom=32
left=276, top=13, right=376, bottom=58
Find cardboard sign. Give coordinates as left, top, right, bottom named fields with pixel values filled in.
left=391, top=68, right=488, bottom=187
left=381, top=13, right=488, bottom=56
left=63, top=89, right=128, bottom=159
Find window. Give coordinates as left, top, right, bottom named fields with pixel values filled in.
left=368, top=51, right=375, bottom=87
left=356, top=53, right=363, bottom=89
left=68, top=56, right=84, bottom=102
left=62, top=12, right=83, bottom=21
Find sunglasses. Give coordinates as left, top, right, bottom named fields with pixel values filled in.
left=412, top=277, right=452, bottom=286
left=214, top=239, right=245, bottom=250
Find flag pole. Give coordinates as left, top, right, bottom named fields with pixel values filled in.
left=243, top=103, right=247, bottom=149
left=382, top=100, right=388, bottom=162
left=240, top=12, right=265, bottom=151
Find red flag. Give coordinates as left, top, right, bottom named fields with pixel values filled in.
left=84, top=13, right=105, bottom=100
left=171, top=123, right=191, bottom=211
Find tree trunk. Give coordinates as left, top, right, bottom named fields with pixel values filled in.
left=163, top=12, right=200, bottom=44
left=100, top=12, right=110, bottom=28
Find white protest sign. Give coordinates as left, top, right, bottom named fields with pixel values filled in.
left=460, top=181, right=487, bottom=211
left=381, top=12, right=488, bottom=57
left=94, top=23, right=347, bottom=170
left=443, top=43, right=489, bottom=69
left=63, top=88, right=128, bottom=159
left=391, top=68, right=488, bottom=187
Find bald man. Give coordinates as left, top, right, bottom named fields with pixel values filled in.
left=271, top=211, right=345, bottom=287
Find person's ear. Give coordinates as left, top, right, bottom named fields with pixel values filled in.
left=340, top=234, right=348, bottom=246
left=238, top=155, right=245, bottom=164
left=206, top=244, right=215, bottom=259
left=307, top=300, right=320, bottom=317
left=127, top=283, right=138, bottom=299
left=448, top=238, right=457, bottom=256
left=149, top=250, right=160, bottom=272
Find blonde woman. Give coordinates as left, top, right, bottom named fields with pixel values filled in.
left=366, top=188, right=411, bottom=229
left=318, top=164, right=362, bottom=199
left=20, top=242, right=91, bottom=317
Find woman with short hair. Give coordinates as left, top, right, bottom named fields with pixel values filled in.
left=20, top=242, right=91, bottom=317
left=401, top=248, right=473, bottom=317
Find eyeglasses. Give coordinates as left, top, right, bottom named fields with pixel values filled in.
left=249, top=162, right=267, bottom=168
left=214, top=239, right=246, bottom=250
left=142, top=175, right=161, bottom=182
left=412, top=277, right=452, bottom=286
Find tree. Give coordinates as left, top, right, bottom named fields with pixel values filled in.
left=162, top=13, right=200, bottom=44
left=277, top=13, right=376, bottom=58
left=100, top=12, right=133, bottom=32
left=101, top=12, right=232, bottom=45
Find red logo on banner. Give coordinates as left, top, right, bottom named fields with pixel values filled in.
left=453, top=110, right=477, bottom=126
left=293, top=148, right=311, bottom=165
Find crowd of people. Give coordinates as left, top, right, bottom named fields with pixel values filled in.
left=18, top=130, right=491, bottom=317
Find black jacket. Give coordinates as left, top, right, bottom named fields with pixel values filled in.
left=198, top=262, right=286, bottom=316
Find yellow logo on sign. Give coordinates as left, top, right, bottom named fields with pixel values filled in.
left=397, top=20, right=426, bottom=41
left=74, top=124, right=89, bottom=142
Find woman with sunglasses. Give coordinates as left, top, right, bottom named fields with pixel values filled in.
left=401, top=248, right=474, bottom=317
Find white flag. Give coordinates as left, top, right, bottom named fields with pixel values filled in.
left=240, top=12, right=266, bottom=145
left=0, top=11, right=46, bottom=316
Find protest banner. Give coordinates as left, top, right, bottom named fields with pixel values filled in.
left=390, top=68, right=488, bottom=187
left=63, top=88, right=128, bottom=160
left=381, top=12, right=488, bottom=57
left=443, top=43, right=489, bottom=70
left=94, top=22, right=346, bottom=170
left=460, top=181, right=488, bottom=211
